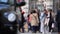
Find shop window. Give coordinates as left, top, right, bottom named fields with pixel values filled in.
left=56, top=0, right=60, bottom=9
left=58, top=0, right=60, bottom=8
left=0, top=0, right=8, bottom=3
left=8, top=0, right=14, bottom=5
left=0, top=0, right=8, bottom=4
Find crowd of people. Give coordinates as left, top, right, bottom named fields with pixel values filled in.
left=18, top=8, right=57, bottom=33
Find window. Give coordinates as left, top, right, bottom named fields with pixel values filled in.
left=0, top=0, right=14, bottom=5
left=0, top=0, right=8, bottom=3
left=55, top=0, right=60, bottom=9
left=9, top=0, right=14, bottom=5
left=58, top=0, right=60, bottom=8
left=0, top=0, right=8, bottom=4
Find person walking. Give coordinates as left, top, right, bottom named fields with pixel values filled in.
left=48, top=9, right=55, bottom=32
left=29, top=10, right=39, bottom=33
left=27, top=14, right=32, bottom=32
left=56, top=9, right=60, bottom=34
left=40, top=9, right=47, bottom=34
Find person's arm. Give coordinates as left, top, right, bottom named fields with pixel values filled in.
left=28, top=14, right=32, bottom=22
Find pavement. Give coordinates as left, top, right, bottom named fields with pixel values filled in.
left=17, top=25, right=58, bottom=34
left=17, top=28, right=51, bottom=34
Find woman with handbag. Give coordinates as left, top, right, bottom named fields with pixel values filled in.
left=29, top=10, right=39, bottom=33
left=48, top=9, right=55, bottom=32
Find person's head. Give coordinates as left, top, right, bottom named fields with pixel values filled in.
left=31, top=10, right=37, bottom=14
left=44, top=9, right=48, bottom=14
left=48, top=9, right=52, bottom=12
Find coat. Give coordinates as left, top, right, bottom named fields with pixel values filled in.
left=56, top=10, right=60, bottom=32
left=40, top=12, right=46, bottom=32
left=29, top=13, right=39, bottom=26
left=49, top=12, right=54, bottom=27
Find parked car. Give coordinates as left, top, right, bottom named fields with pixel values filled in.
left=0, top=0, right=26, bottom=34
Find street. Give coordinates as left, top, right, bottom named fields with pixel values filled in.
left=17, top=28, right=52, bottom=34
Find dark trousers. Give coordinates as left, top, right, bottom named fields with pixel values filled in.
left=31, top=26, right=39, bottom=33
left=58, top=23, right=60, bottom=32
left=49, top=22, right=52, bottom=32
left=17, top=20, right=24, bottom=32
left=28, top=23, right=31, bottom=30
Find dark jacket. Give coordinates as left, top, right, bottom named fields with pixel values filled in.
left=56, top=10, right=60, bottom=32
left=49, top=12, right=54, bottom=25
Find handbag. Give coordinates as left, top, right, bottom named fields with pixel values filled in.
left=52, top=23, right=55, bottom=28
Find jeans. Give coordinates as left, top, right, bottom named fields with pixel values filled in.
left=31, top=26, right=39, bottom=33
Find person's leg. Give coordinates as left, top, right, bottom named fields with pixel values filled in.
left=49, top=24, right=51, bottom=32
left=40, top=22, right=44, bottom=33
left=22, top=27, right=24, bottom=33
left=31, top=26, right=36, bottom=33
left=58, top=24, right=60, bottom=34
left=18, top=20, right=22, bottom=32
left=36, top=26, right=39, bottom=33
left=34, top=26, right=36, bottom=33
left=28, top=23, right=31, bottom=31
left=19, top=21, right=24, bottom=33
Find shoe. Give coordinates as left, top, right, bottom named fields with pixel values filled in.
left=40, top=32, right=42, bottom=33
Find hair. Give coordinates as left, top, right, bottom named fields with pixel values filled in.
left=27, top=14, right=30, bottom=17
left=48, top=9, right=52, bottom=12
left=44, top=9, right=47, bottom=11
left=31, top=10, right=36, bottom=14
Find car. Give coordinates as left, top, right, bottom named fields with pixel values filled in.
left=0, top=0, right=26, bottom=34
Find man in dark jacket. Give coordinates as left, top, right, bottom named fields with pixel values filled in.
left=56, top=9, right=60, bottom=33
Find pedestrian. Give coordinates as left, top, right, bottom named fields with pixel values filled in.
left=44, top=9, right=48, bottom=26
left=27, top=14, right=32, bottom=32
left=43, top=9, right=50, bottom=34
left=56, top=9, right=60, bottom=34
left=40, top=9, right=47, bottom=34
left=48, top=9, right=55, bottom=32
left=18, top=11, right=25, bottom=33
left=29, top=10, right=39, bottom=33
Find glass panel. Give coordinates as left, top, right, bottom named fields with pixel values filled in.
left=59, top=0, right=60, bottom=8
left=9, top=0, right=14, bottom=5
left=0, top=0, right=14, bottom=5
left=0, top=0, right=8, bottom=3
